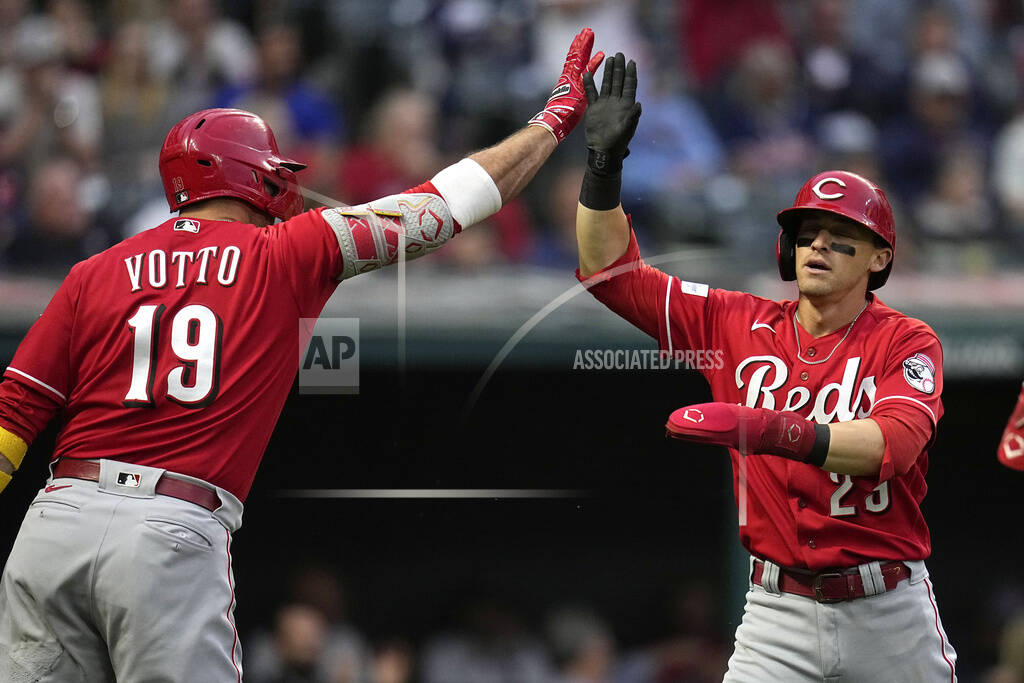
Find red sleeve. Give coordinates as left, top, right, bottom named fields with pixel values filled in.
left=577, top=223, right=716, bottom=354
left=1, top=269, right=78, bottom=445
left=577, top=227, right=665, bottom=339
left=868, top=326, right=944, bottom=481
left=267, top=208, right=344, bottom=319
left=869, top=406, right=935, bottom=482
left=998, top=382, right=1024, bottom=471
left=0, top=374, right=63, bottom=445
left=4, top=268, right=78, bottom=405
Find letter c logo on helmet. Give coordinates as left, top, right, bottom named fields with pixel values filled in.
left=811, top=177, right=846, bottom=200
left=775, top=170, right=896, bottom=290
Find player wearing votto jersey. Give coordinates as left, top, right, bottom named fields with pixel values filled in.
left=576, top=56, right=956, bottom=681
left=0, top=29, right=604, bottom=681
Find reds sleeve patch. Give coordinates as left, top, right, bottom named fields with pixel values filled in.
left=902, top=353, right=936, bottom=394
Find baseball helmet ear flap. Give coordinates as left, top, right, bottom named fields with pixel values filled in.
left=777, top=229, right=796, bottom=281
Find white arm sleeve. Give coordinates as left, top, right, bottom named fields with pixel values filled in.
left=429, top=158, right=502, bottom=228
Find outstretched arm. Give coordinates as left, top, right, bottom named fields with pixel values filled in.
left=665, top=403, right=934, bottom=478
left=323, top=28, right=603, bottom=280
left=468, top=127, right=557, bottom=205
left=468, top=25, right=604, bottom=203
left=576, top=53, right=642, bottom=277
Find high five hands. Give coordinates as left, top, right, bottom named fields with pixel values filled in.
left=529, top=28, right=605, bottom=143
left=578, top=53, right=642, bottom=212
left=583, top=53, right=642, bottom=176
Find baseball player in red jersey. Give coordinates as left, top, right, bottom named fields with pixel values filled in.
left=998, top=382, right=1024, bottom=470
left=575, top=55, right=957, bottom=681
left=0, top=29, right=603, bottom=681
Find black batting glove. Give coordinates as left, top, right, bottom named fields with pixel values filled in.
left=579, top=53, right=641, bottom=210
left=582, top=53, right=642, bottom=176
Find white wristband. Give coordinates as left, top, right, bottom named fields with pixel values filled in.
left=429, top=159, right=502, bottom=228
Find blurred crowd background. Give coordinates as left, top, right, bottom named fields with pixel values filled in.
left=7, top=0, right=1024, bottom=278
left=3, top=0, right=1024, bottom=682
left=238, top=559, right=732, bottom=683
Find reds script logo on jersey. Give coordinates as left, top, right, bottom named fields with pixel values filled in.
left=735, top=355, right=875, bottom=422
left=581, top=233, right=945, bottom=570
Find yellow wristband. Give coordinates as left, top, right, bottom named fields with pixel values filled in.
left=0, top=427, right=28, bottom=469
left=0, top=470, right=11, bottom=494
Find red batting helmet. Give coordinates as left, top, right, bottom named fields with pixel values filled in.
left=159, top=108, right=307, bottom=221
left=775, top=170, right=896, bottom=290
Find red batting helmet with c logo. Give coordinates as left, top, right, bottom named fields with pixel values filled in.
left=775, top=170, right=896, bottom=290
left=159, top=108, right=307, bottom=221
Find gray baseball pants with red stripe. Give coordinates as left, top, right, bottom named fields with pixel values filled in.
left=725, top=557, right=957, bottom=682
left=0, top=460, right=244, bottom=682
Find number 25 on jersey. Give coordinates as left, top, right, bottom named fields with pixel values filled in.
left=829, top=472, right=891, bottom=516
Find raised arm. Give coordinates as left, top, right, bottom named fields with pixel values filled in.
left=321, top=29, right=603, bottom=280
left=576, top=53, right=642, bottom=277
left=463, top=26, right=605, bottom=204
left=468, top=127, right=557, bottom=205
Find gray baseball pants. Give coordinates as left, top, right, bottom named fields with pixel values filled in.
left=0, top=460, right=244, bottom=682
left=724, top=557, right=958, bottom=682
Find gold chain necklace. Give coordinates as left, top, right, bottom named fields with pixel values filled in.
left=792, top=301, right=869, bottom=365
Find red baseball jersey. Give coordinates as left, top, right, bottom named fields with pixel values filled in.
left=1, top=208, right=345, bottom=501
left=582, top=231, right=943, bottom=570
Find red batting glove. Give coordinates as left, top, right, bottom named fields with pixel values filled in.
left=666, top=402, right=829, bottom=466
left=998, top=387, right=1024, bottom=471
left=528, top=27, right=605, bottom=143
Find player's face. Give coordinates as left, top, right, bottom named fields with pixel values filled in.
left=793, top=213, right=892, bottom=299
